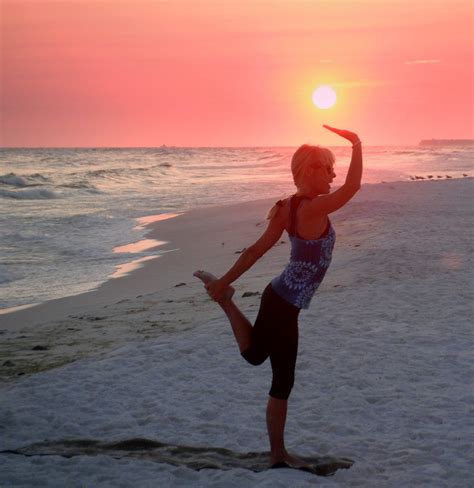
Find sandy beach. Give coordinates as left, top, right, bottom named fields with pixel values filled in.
left=0, top=178, right=472, bottom=487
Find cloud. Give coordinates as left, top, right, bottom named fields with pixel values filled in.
left=404, top=59, right=442, bottom=65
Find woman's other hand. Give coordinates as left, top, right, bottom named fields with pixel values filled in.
left=323, top=125, right=360, bottom=145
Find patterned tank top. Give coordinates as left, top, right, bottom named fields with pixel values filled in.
left=271, top=195, right=336, bottom=309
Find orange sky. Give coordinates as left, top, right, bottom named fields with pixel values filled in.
left=1, top=0, right=473, bottom=147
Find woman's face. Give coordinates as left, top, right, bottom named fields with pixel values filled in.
left=310, top=163, right=336, bottom=194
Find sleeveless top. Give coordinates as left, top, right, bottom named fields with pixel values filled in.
left=271, top=195, right=336, bottom=309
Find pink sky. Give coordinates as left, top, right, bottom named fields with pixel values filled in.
left=1, top=0, right=473, bottom=147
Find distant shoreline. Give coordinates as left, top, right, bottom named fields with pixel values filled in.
left=419, top=139, right=474, bottom=146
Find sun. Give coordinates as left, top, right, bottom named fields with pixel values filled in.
left=312, top=85, right=337, bottom=109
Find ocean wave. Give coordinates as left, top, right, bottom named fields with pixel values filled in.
left=427, top=150, right=451, bottom=156
left=259, top=157, right=288, bottom=168
left=40, top=156, right=61, bottom=162
left=29, top=173, right=50, bottom=181
left=0, top=172, right=51, bottom=187
left=129, top=163, right=172, bottom=172
left=0, top=274, right=16, bottom=285
left=85, top=168, right=122, bottom=178
left=0, top=188, right=60, bottom=200
left=60, top=181, right=100, bottom=191
left=257, top=153, right=283, bottom=160
left=0, top=173, right=29, bottom=187
left=146, top=162, right=173, bottom=170
left=0, top=264, right=22, bottom=285
left=128, top=167, right=149, bottom=172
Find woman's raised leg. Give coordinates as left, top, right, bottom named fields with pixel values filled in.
left=193, top=270, right=252, bottom=352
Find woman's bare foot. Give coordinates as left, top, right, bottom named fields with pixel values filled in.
left=270, top=451, right=312, bottom=470
left=193, top=270, right=235, bottom=301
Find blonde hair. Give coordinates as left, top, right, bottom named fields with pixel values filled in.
left=291, top=144, right=335, bottom=190
left=266, top=144, right=336, bottom=220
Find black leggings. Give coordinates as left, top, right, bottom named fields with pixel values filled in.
left=241, top=283, right=300, bottom=400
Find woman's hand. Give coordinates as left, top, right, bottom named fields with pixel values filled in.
left=206, top=279, right=229, bottom=302
left=323, top=125, right=360, bottom=145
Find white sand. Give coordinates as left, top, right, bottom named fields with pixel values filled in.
left=0, top=178, right=473, bottom=487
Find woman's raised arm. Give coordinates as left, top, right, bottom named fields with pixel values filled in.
left=323, top=124, right=362, bottom=189
left=305, top=126, right=363, bottom=216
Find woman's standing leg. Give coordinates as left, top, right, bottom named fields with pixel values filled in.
left=194, top=271, right=308, bottom=467
left=267, top=396, right=289, bottom=463
left=267, top=396, right=310, bottom=468
left=266, top=300, right=310, bottom=468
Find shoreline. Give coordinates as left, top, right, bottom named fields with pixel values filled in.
left=1, top=175, right=470, bottom=317
left=0, top=177, right=472, bottom=381
left=1, top=168, right=471, bottom=312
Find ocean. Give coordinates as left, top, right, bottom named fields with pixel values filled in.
left=0, top=145, right=472, bottom=311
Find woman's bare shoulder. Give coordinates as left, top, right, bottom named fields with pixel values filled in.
left=266, top=197, right=290, bottom=221
left=277, top=196, right=293, bottom=207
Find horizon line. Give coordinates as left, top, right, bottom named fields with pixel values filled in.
left=0, top=143, right=420, bottom=149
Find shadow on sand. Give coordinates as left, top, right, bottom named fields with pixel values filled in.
left=2, top=437, right=354, bottom=477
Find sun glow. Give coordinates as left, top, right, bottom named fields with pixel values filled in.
left=312, top=85, right=337, bottom=109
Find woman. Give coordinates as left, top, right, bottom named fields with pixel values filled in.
left=194, top=124, right=362, bottom=469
